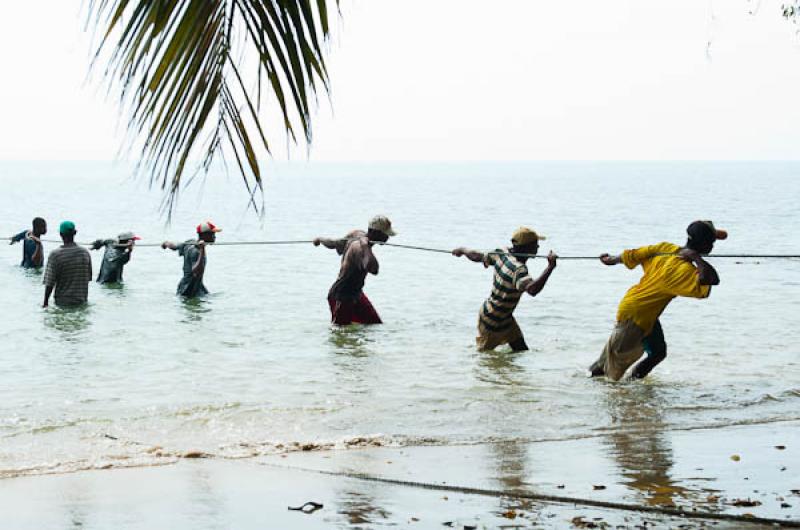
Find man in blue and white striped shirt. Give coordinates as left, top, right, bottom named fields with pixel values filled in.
left=453, top=227, right=557, bottom=351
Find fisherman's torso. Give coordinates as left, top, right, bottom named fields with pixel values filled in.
left=329, top=230, right=370, bottom=302
left=479, top=248, right=533, bottom=332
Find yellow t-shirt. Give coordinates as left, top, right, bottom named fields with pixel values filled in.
left=616, top=242, right=710, bottom=334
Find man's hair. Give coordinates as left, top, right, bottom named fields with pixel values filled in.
left=32, top=217, right=45, bottom=230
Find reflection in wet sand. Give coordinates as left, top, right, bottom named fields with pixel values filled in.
left=602, top=384, right=708, bottom=508
left=335, top=489, right=392, bottom=526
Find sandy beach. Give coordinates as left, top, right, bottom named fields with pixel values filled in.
left=2, top=420, right=797, bottom=528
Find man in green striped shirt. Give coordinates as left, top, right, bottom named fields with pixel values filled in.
left=453, top=227, right=557, bottom=351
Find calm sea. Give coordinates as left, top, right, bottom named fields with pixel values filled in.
left=0, top=161, right=798, bottom=477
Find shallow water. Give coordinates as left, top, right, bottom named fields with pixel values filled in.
left=0, top=161, right=798, bottom=478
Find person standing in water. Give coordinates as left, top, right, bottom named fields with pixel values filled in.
left=90, top=231, right=141, bottom=284
left=42, top=221, right=92, bottom=308
left=9, top=217, right=47, bottom=268
left=452, top=227, right=557, bottom=351
left=313, top=215, right=396, bottom=325
left=162, top=221, right=221, bottom=298
left=589, top=220, right=726, bottom=381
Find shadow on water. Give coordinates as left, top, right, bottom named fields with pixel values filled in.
left=180, top=296, right=213, bottom=323
left=43, top=305, right=91, bottom=340
left=601, top=383, right=712, bottom=508
left=328, top=325, right=376, bottom=358
left=475, top=349, right=526, bottom=386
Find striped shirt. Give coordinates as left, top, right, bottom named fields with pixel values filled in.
left=479, top=248, right=534, bottom=331
left=43, top=244, right=92, bottom=306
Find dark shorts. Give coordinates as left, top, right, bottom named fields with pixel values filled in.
left=328, top=293, right=382, bottom=325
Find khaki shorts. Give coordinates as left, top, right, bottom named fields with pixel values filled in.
left=476, top=317, right=523, bottom=351
left=591, top=320, right=646, bottom=381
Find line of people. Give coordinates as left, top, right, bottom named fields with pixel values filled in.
left=7, top=215, right=727, bottom=381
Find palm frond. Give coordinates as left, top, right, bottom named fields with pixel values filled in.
left=89, top=0, right=337, bottom=216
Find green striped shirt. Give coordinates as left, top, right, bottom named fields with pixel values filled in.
left=479, top=248, right=533, bottom=331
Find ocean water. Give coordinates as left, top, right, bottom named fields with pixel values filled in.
left=0, top=161, right=798, bottom=479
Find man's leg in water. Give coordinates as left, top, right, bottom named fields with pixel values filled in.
left=509, top=336, right=529, bottom=352
left=631, top=319, right=667, bottom=379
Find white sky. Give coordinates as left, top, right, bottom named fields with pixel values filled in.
left=0, top=0, right=799, bottom=161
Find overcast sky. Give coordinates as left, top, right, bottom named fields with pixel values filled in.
left=1, top=0, right=799, bottom=161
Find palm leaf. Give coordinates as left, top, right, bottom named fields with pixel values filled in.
left=89, top=0, right=337, bottom=216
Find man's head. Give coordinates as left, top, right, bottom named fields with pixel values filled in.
left=117, top=231, right=141, bottom=244
left=196, top=221, right=222, bottom=243
left=367, top=215, right=396, bottom=243
left=32, top=217, right=47, bottom=236
left=686, top=220, right=727, bottom=254
left=59, top=220, right=77, bottom=243
left=511, top=226, right=546, bottom=260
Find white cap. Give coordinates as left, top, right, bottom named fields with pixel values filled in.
left=368, top=215, right=396, bottom=237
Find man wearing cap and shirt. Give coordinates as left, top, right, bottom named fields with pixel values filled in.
left=452, top=227, right=558, bottom=351
left=42, top=221, right=93, bottom=308
left=161, top=221, right=221, bottom=298
left=313, top=215, right=396, bottom=325
left=90, top=231, right=141, bottom=284
left=9, top=217, right=47, bottom=269
left=589, top=220, right=726, bottom=381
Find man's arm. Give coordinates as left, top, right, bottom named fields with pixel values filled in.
left=161, top=241, right=178, bottom=251
left=30, top=236, right=43, bottom=266
left=10, top=230, right=26, bottom=245
left=43, top=285, right=54, bottom=308
left=192, top=242, right=206, bottom=278
left=361, top=241, right=379, bottom=275
left=452, top=247, right=486, bottom=263
left=312, top=237, right=341, bottom=249
left=679, top=249, right=720, bottom=286
left=122, top=242, right=134, bottom=264
left=525, top=251, right=558, bottom=297
left=42, top=258, right=56, bottom=308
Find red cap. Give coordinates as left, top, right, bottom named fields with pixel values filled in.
left=196, top=221, right=222, bottom=234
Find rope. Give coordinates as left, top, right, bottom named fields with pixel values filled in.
left=6, top=236, right=800, bottom=259
left=266, top=463, right=800, bottom=527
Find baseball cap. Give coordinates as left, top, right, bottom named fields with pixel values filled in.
left=368, top=215, right=396, bottom=237
left=196, top=221, right=222, bottom=234
left=687, top=220, right=727, bottom=244
left=59, top=221, right=76, bottom=234
left=511, top=227, right=546, bottom=246
left=117, top=231, right=141, bottom=242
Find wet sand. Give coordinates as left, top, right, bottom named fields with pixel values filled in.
left=1, top=420, right=797, bottom=528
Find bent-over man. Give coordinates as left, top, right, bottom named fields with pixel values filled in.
left=162, top=221, right=221, bottom=298
left=314, top=215, right=396, bottom=325
left=90, top=231, right=140, bottom=284
left=589, top=220, right=726, bottom=381
left=453, top=227, right=557, bottom=351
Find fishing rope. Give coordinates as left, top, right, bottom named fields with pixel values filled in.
left=5, top=236, right=800, bottom=259
left=266, top=463, right=800, bottom=528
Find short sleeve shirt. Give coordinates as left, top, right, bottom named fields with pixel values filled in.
left=617, top=241, right=711, bottom=334
left=478, top=248, right=534, bottom=332
left=175, top=240, right=208, bottom=297
left=43, top=244, right=92, bottom=306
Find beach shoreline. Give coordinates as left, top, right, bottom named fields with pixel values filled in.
left=2, top=420, right=797, bottom=528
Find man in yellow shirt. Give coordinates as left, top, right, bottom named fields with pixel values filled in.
left=589, top=220, right=727, bottom=381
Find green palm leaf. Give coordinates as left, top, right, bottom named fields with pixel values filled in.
left=88, top=0, right=337, bottom=215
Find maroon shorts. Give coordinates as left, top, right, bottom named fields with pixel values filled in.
left=328, top=293, right=382, bottom=325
